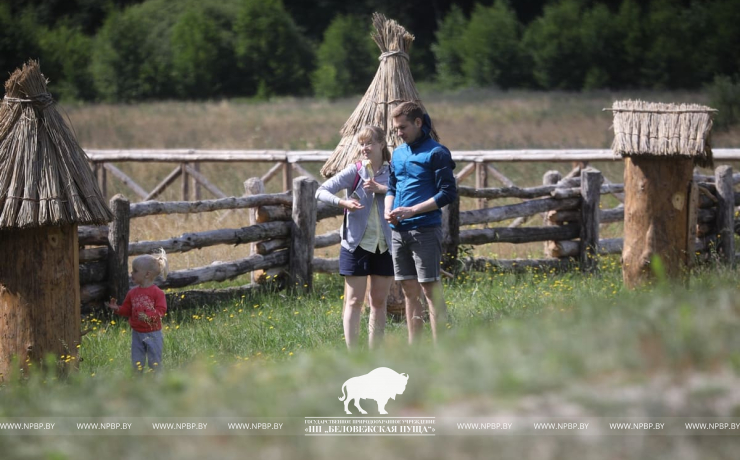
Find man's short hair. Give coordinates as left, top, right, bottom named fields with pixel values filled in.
left=391, top=101, right=424, bottom=123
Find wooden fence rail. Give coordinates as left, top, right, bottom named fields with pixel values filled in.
left=77, top=161, right=740, bottom=312
left=86, top=148, right=740, bottom=203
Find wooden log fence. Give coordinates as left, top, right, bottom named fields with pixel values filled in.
left=77, top=158, right=740, bottom=312
left=85, top=148, right=740, bottom=203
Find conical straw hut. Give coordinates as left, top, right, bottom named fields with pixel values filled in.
left=609, top=100, right=716, bottom=287
left=0, top=61, right=112, bottom=378
left=320, top=13, right=439, bottom=178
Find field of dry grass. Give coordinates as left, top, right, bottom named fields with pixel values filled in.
left=62, top=89, right=740, bottom=271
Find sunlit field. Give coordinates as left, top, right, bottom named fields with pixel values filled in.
left=62, top=89, right=740, bottom=270
left=1, top=89, right=739, bottom=459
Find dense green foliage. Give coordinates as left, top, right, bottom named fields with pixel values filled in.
left=706, top=74, right=740, bottom=130
left=311, top=15, right=377, bottom=99
left=233, top=0, right=314, bottom=98
left=460, top=1, right=528, bottom=89
left=1, top=0, right=739, bottom=109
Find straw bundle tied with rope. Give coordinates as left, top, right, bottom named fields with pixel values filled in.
left=609, top=100, right=716, bottom=168
left=320, top=13, right=439, bottom=178
left=0, top=61, right=112, bottom=229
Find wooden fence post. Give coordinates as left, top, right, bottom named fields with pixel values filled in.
left=543, top=170, right=562, bottom=258
left=245, top=177, right=266, bottom=283
left=193, top=162, right=202, bottom=200
left=282, top=161, right=293, bottom=192
left=289, top=177, right=318, bottom=292
left=580, top=169, right=602, bottom=273
left=181, top=162, right=190, bottom=201
left=475, top=161, right=488, bottom=209
left=715, top=165, right=735, bottom=266
left=96, top=162, right=107, bottom=199
left=441, top=195, right=460, bottom=272
left=108, top=194, right=130, bottom=303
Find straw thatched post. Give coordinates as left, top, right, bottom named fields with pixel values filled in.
left=610, top=100, right=715, bottom=288
left=0, top=61, right=112, bottom=378
left=320, top=13, right=439, bottom=178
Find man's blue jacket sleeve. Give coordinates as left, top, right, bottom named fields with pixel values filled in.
left=431, top=147, right=457, bottom=208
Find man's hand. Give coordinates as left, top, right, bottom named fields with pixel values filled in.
left=385, top=208, right=399, bottom=225
left=389, top=206, right=416, bottom=222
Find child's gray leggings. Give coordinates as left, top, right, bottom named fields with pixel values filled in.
left=131, top=330, right=163, bottom=372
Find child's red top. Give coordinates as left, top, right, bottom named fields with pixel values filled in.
left=116, top=285, right=167, bottom=332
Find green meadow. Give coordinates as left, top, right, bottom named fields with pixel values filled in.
left=2, top=89, right=740, bottom=458
left=3, top=260, right=740, bottom=458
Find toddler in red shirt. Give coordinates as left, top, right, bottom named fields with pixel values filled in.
left=109, top=249, right=169, bottom=372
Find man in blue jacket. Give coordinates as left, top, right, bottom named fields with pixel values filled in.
left=384, top=101, right=457, bottom=344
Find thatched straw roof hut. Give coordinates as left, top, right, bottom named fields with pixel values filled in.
left=320, top=13, right=439, bottom=178
left=0, top=61, right=111, bottom=378
left=0, top=61, right=112, bottom=228
left=610, top=100, right=715, bottom=168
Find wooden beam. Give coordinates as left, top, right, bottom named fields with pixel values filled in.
left=256, top=238, right=289, bottom=255
left=548, top=238, right=623, bottom=258
left=257, top=202, right=342, bottom=223
left=107, top=194, right=131, bottom=304
left=95, top=163, right=107, bottom=198
left=245, top=177, right=266, bottom=283
left=78, top=225, right=109, bottom=245
left=312, top=257, right=339, bottom=273
left=158, top=251, right=289, bottom=289
left=292, top=163, right=318, bottom=183
left=144, top=166, right=182, bottom=201
left=715, top=165, right=735, bottom=266
left=289, top=177, right=318, bottom=292
left=261, top=162, right=284, bottom=184
left=129, top=192, right=292, bottom=218
left=128, top=221, right=292, bottom=255
left=458, top=184, right=557, bottom=199
left=460, top=197, right=580, bottom=226
left=193, top=162, right=202, bottom=200
left=579, top=169, right=603, bottom=273
left=486, top=164, right=514, bottom=187
left=103, top=163, right=148, bottom=199
left=455, top=162, right=476, bottom=182
left=542, top=170, right=562, bottom=258
left=184, top=164, right=227, bottom=198
left=181, top=163, right=189, bottom=201
left=83, top=149, right=740, bottom=164
left=551, top=183, right=624, bottom=200
left=475, top=162, right=488, bottom=209
left=460, top=225, right=580, bottom=245
left=282, top=162, right=293, bottom=192
left=315, top=230, right=341, bottom=248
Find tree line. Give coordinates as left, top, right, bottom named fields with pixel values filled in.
left=0, top=0, right=739, bottom=102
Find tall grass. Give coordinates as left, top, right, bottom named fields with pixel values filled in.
left=2, top=261, right=740, bottom=458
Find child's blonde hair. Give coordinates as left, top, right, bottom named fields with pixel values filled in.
left=133, top=248, right=169, bottom=281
